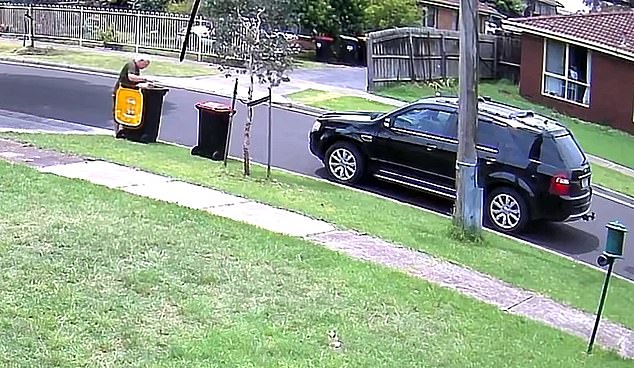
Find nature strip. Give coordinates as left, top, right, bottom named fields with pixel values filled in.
left=0, top=137, right=632, bottom=359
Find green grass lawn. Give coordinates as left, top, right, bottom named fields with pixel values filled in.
left=1, top=161, right=629, bottom=366
left=591, top=164, right=634, bottom=198
left=287, top=89, right=395, bottom=112
left=0, top=41, right=218, bottom=77
left=0, top=42, right=15, bottom=53
left=293, top=52, right=326, bottom=69
left=5, top=132, right=634, bottom=336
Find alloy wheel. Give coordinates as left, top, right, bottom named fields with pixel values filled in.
left=489, top=193, right=522, bottom=230
left=328, top=147, right=358, bottom=182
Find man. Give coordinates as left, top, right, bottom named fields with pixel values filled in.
left=112, top=56, right=151, bottom=134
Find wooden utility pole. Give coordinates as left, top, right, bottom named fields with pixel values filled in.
left=454, top=0, right=483, bottom=235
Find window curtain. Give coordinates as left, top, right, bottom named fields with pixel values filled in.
left=545, top=40, right=565, bottom=76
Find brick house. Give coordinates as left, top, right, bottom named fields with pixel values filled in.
left=418, top=0, right=502, bottom=33
left=507, top=11, right=634, bottom=134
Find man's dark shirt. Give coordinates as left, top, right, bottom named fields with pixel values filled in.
left=114, top=60, right=140, bottom=94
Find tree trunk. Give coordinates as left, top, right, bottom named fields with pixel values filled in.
left=243, top=54, right=254, bottom=176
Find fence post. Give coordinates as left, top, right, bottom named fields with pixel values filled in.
left=135, top=12, right=141, bottom=53
left=366, top=34, right=374, bottom=92
left=79, top=6, right=84, bottom=46
left=425, top=31, right=433, bottom=82
left=28, top=3, right=34, bottom=48
left=197, top=16, right=203, bottom=62
left=440, top=32, right=446, bottom=79
left=492, top=36, right=498, bottom=79
left=408, top=29, right=416, bottom=83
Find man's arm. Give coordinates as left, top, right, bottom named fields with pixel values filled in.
left=128, top=73, right=147, bottom=83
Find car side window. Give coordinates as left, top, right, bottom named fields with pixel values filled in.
left=392, top=108, right=455, bottom=138
left=477, top=120, right=504, bottom=150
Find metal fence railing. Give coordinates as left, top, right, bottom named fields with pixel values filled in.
left=0, top=3, right=249, bottom=62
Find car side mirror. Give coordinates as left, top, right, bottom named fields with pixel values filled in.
left=383, top=117, right=391, bottom=128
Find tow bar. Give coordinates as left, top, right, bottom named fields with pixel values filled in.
left=582, top=212, right=597, bottom=221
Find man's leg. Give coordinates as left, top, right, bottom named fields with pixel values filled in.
left=112, top=92, right=121, bottom=136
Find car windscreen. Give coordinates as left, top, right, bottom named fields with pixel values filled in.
left=541, top=133, right=587, bottom=168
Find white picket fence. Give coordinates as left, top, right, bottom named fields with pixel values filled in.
left=0, top=3, right=248, bottom=61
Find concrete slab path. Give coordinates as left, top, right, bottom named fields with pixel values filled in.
left=0, top=136, right=633, bottom=360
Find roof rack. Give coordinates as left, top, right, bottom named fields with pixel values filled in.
left=434, top=91, right=458, bottom=98
left=509, top=110, right=534, bottom=119
left=478, top=96, right=492, bottom=102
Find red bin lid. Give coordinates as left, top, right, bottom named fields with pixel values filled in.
left=315, top=35, right=334, bottom=41
left=196, top=101, right=233, bottom=112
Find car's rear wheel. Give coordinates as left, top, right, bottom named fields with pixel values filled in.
left=486, top=186, right=530, bottom=234
left=325, top=141, right=365, bottom=185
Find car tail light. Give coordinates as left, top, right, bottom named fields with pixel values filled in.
left=550, top=174, right=570, bottom=196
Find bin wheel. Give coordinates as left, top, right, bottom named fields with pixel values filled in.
left=139, top=134, right=153, bottom=144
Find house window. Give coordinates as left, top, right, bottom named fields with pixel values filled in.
left=534, top=3, right=555, bottom=15
left=422, top=6, right=437, bottom=28
left=451, top=11, right=458, bottom=30
left=542, top=39, right=591, bottom=106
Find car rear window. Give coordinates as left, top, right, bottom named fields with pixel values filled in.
left=541, top=133, right=586, bottom=167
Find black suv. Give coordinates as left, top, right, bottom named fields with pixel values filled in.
left=309, top=95, right=594, bottom=234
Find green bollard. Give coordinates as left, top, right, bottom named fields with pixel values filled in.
left=587, top=221, right=628, bottom=355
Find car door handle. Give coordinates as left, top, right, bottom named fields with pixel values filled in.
left=425, top=144, right=437, bottom=151
left=485, top=157, right=496, bottom=164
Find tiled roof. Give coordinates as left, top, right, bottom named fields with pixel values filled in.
left=418, top=0, right=501, bottom=15
left=507, top=11, right=634, bottom=56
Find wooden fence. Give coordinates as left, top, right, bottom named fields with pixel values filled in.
left=0, top=3, right=248, bottom=62
left=495, top=30, right=522, bottom=83
left=366, top=27, right=521, bottom=91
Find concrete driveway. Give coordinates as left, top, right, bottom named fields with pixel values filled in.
left=290, top=65, right=368, bottom=91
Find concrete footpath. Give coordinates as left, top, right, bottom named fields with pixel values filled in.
left=0, top=136, right=632, bottom=359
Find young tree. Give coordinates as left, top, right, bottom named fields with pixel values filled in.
left=255, top=31, right=300, bottom=178
left=204, top=0, right=298, bottom=30
left=213, top=6, right=300, bottom=176
left=364, top=0, right=422, bottom=30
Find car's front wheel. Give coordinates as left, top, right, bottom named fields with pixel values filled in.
left=324, top=141, right=365, bottom=185
left=486, top=186, right=530, bottom=234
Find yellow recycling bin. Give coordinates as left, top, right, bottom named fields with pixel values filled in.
left=114, top=86, right=144, bottom=128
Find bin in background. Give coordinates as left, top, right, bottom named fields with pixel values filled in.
left=314, top=35, right=335, bottom=63
left=338, top=35, right=359, bottom=66
left=191, top=101, right=234, bottom=161
left=356, top=36, right=368, bottom=67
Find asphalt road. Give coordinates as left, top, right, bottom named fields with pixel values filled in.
left=2, top=62, right=633, bottom=281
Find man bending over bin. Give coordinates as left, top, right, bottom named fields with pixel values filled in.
left=112, top=56, right=152, bottom=134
